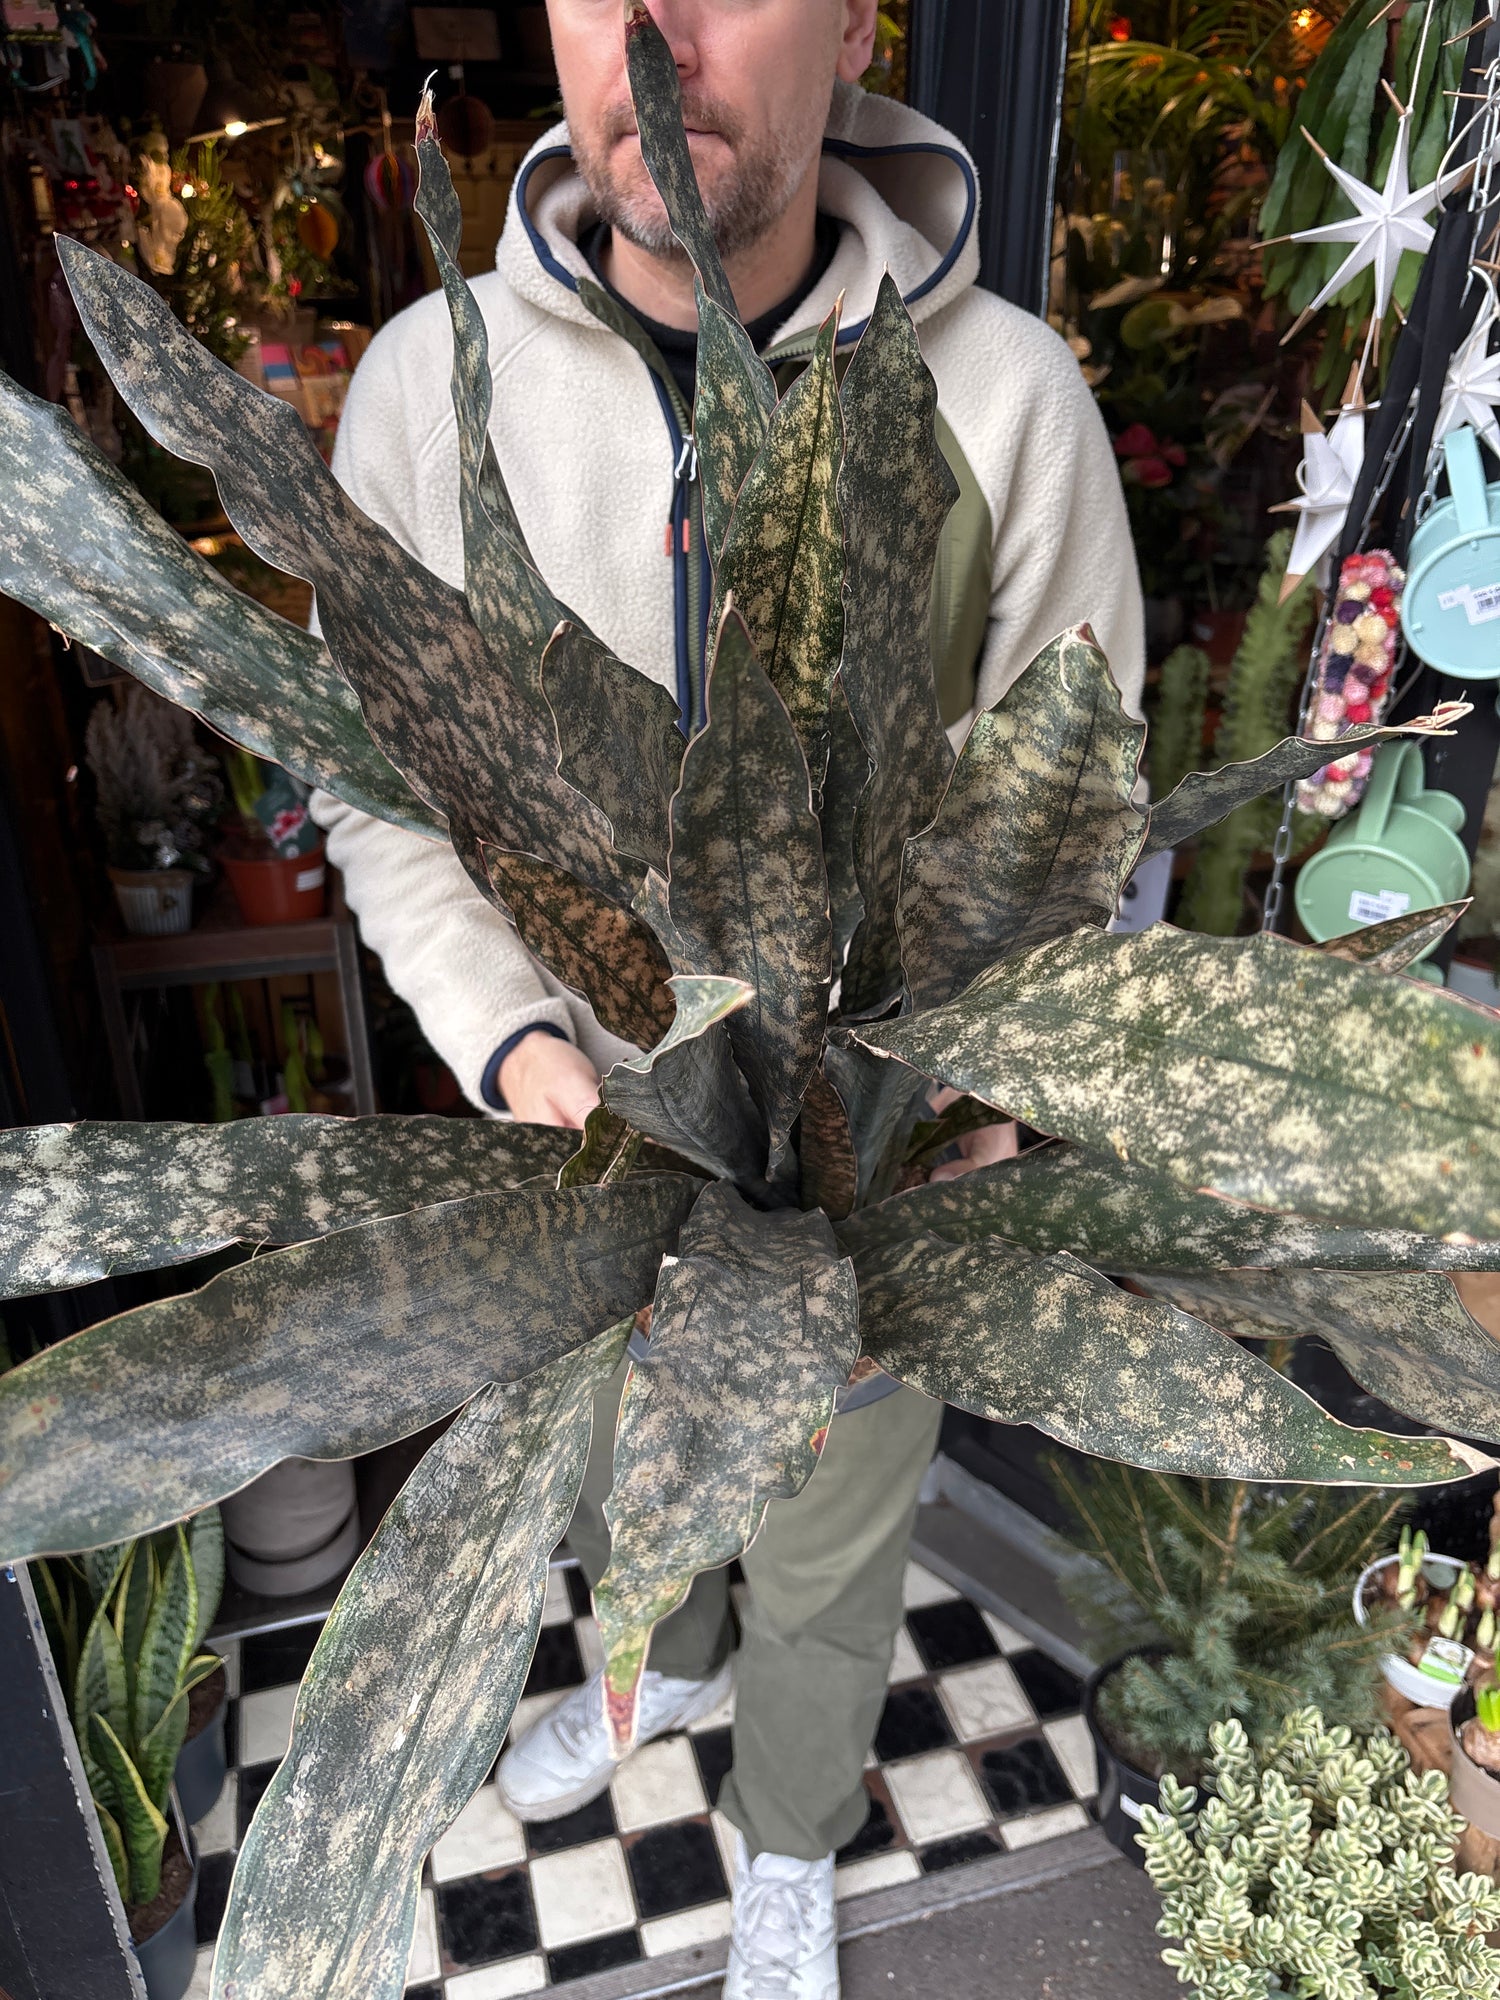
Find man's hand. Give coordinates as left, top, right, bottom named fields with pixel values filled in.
left=499, top=1033, right=601, bottom=1129
left=925, top=1085, right=1018, bottom=1184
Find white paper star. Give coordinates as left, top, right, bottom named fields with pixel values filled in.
left=1291, top=114, right=1444, bottom=320
left=1271, top=400, right=1367, bottom=597
left=1436, top=293, right=1500, bottom=461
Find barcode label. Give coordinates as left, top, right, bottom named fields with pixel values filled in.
left=295, top=865, right=326, bottom=892
left=1349, top=889, right=1411, bottom=924
left=1437, top=581, right=1500, bottom=625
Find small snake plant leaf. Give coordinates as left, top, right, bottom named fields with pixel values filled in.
left=898, top=627, right=1147, bottom=1011
left=54, top=239, right=633, bottom=909
left=838, top=275, right=958, bottom=1017
left=854, top=1232, right=1488, bottom=1486
left=594, top=1186, right=859, bottom=1751
left=1130, top=1266, right=1500, bottom=1449
left=1318, top=901, right=1469, bottom=973
left=189, top=1508, right=225, bottom=1654
left=798, top=1067, right=859, bottom=1222
left=483, top=847, right=675, bottom=1051
left=0, top=1177, right=697, bottom=1560
left=90, top=1713, right=168, bottom=1906
left=821, top=678, right=869, bottom=965
left=695, top=292, right=778, bottom=562
left=636, top=611, right=831, bottom=1170
left=710, top=310, right=845, bottom=774
left=0, top=1115, right=576, bottom=1297
left=132, top=1526, right=196, bottom=1746
left=212, top=1322, right=628, bottom=2000
left=76, top=1588, right=129, bottom=1805
left=412, top=94, right=592, bottom=701
left=541, top=625, right=684, bottom=873
left=557, top=1107, right=640, bottom=1191
left=837, top=1145, right=1500, bottom=1277
left=622, top=0, right=739, bottom=321
left=116, top=1543, right=154, bottom=1713
left=1141, top=710, right=1468, bottom=861
left=853, top=927, right=1500, bottom=1239
left=136, top=1688, right=191, bottom=1821
left=600, top=976, right=767, bottom=1185
left=822, top=1039, right=927, bottom=1205
left=0, top=373, right=439, bottom=840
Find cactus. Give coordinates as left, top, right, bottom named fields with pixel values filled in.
left=1148, top=643, right=1211, bottom=804
left=1141, top=1708, right=1500, bottom=1997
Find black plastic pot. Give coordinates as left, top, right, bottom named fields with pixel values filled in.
left=131, top=1823, right=199, bottom=2000
left=1083, top=1653, right=1162, bottom=1866
left=175, top=1663, right=228, bottom=1827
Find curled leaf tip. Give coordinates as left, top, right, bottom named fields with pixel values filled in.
left=604, top=1671, right=641, bottom=1756
left=416, top=76, right=439, bottom=144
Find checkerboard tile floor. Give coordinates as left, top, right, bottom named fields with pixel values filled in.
left=185, top=1562, right=1097, bottom=1997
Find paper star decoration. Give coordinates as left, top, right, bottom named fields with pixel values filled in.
left=1436, top=294, right=1500, bottom=461
left=1270, top=397, right=1367, bottom=601
left=1289, top=113, right=1444, bottom=323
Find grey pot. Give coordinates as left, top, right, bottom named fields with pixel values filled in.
left=131, top=1822, right=198, bottom=2000
left=175, top=1663, right=228, bottom=1827
left=221, top=1457, right=360, bottom=1597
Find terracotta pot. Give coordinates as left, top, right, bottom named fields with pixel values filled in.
left=1450, top=1686, right=1500, bottom=1838
left=221, top=843, right=327, bottom=924
left=109, top=866, right=197, bottom=937
left=1083, top=1652, right=1160, bottom=1866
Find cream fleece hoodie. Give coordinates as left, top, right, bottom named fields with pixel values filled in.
left=312, top=84, right=1145, bottom=1110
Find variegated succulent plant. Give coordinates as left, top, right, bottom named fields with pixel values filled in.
left=3, top=10, right=1500, bottom=1996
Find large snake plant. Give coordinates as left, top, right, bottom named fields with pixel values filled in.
left=2, top=7, right=1500, bottom=1992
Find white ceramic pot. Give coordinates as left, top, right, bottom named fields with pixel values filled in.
left=109, top=866, right=196, bottom=937
left=221, top=1458, right=360, bottom=1597
left=1354, top=1553, right=1469, bottom=1709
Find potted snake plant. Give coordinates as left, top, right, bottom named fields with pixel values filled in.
left=35, top=1511, right=224, bottom=2000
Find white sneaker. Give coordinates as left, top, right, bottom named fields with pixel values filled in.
left=723, top=1834, right=839, bottom=1999
left=494, top=1661, right=732, bottom=1821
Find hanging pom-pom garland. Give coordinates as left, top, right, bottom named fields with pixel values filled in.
left=1296, top=549, right=1406, bottom=817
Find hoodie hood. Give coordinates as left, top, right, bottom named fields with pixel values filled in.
left=495, top=80, right=981, bottom=349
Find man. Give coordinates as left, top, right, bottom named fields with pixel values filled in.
left=315, top=3, right=1143, bottom=1992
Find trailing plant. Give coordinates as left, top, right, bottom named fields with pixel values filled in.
left=34, top=1511, right=224, bottom=1910
left=1176, top=527, right=1320, bottom=932
left=0, top=8, right=1499, bottom=1995
left=1053, top=1456, right=1407, bottom=1781
left=1141, top=1708, right=1500, bottom=1997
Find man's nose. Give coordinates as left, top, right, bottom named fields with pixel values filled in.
left=639, top=0, right=701, bottom=78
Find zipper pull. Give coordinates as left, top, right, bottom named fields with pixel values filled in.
left=674, top=434, right=698, bottom=485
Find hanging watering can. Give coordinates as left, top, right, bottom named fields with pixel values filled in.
left=1401, top=425, right=1500, bottom=679
left=1294, top=739, right=1469, bottom=964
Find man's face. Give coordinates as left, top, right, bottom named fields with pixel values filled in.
left=548, top=1, right=868, bottom=259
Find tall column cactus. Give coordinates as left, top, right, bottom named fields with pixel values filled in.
left=0, top=9, right=1497, bottom=1995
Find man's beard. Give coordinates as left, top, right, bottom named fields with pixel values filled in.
left=571, top=93, right=811, bottom=261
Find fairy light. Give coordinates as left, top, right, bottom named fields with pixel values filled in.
left=223, top=119, right=248, bottom=139
left=180, top=182, right=196, bottom=199
left=1292, top=8, right=1314, bottom=28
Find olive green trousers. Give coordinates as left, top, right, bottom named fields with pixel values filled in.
left=568, top=1364, right=943, bottom=1862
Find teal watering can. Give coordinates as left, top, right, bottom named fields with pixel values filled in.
left=1401, top=425, right=1500, bottom=680
left=1294, top=739, right=1469, bottom=967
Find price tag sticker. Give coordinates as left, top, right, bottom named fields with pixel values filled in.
left=295, top=865, right=327, bottom=893
left=1349, top=889, right=1411, bottom=925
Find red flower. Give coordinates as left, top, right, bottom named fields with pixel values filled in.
left=1109, top=15, right=1131, bottom=40
left=1161, top=441, right=1187, bottom=467
left=1123, top=455, right=1174, bottom=490
left=1114, top=422, right=1158, bottom=459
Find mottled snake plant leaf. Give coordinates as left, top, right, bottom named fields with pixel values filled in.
left=839, top=276, right=958, bottom=1016
left=55, top=238, right=634, bottom=908
left=821, top=677, right=869, bottom=964
left=1129, top=1266, right=1500, bottom=1449
left=897, top=627, right=1146, bottom=1011
left=0, top=1178, right=696, bottom=1559
left=836, top=1145, right=1500, bottom=1277
left=822, top=1039, right=926, bottom=1206
left=412, top=87, right=583, bottom=696
left=600, top=976, right=766, bottom=1185
left=0, top=1115, right=578, bottom=1297
left=853, top=927, right=1500, bottom=1239
left=1141, top=712, right=1467, bottom=861
left=541, top=624, right=684, bottom=874
left=636, top=612, right=831, bottom=1171
left=710, top=310, right=844, bottom=772
left=695, top=293, right=778, bottom=562
left=1318, top=901, right=1469, bottom=973
left=483, top=847, right=675, bottom=1051
left=0, top=373, right=439, bottom=840
left=595, top=1186, right=858, bottom=1749
left=854, top=1232, right=1487, bottom=1486
left=798, top=1067, right=859, bottom=1222
left=213, top=1322, right=628, bottom=2000
left=622, top=0, right=739, bottom=320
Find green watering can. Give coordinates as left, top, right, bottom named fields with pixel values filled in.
left=1294, top=740, right=1469, bottom=967
left=1401, top=425, right=1500, bottom=680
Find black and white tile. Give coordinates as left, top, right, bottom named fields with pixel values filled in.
left=185, top=1562, right=1096, bottom=1997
